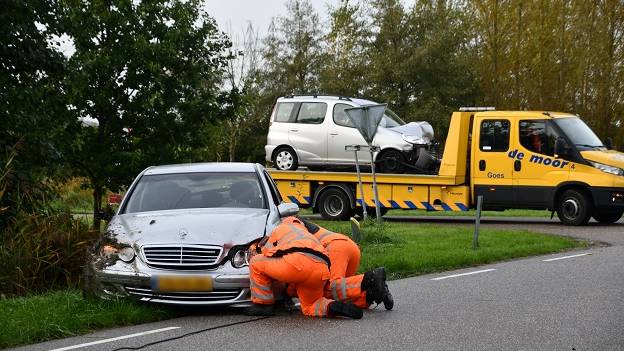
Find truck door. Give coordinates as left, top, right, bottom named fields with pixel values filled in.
left=327, top=103, right=372, bottom=164
left=472, top=118, right=514, bottom=208
left=288, top=102, right=329, bottom=164
left=512, top=119, right=570, bottom=207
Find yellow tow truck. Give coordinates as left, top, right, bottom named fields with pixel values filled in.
left=268, top=108, right=624, bottom=225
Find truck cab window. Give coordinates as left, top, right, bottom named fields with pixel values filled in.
left=519, top=120, right=560, bottom=156
left=479, top=120, right=510, bottom=152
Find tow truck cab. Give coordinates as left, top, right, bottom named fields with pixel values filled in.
left=269, top=108, right=624, bottom=226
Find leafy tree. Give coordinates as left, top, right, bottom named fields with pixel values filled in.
left=60, top=0, right=231, bottom=228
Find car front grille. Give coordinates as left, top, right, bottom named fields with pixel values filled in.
left=125, top=286, right=244, bottom=303
left=142, top=244, right=223, bottom=270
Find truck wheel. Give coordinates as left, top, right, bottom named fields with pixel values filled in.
left=556, top=189, right=593, bottom=226
left=378, top=150, right=405, bottom=174
left=273, top=147, right=298, bottom=171
left=592, top=209, right=623, bottom=224
left=318, top=188, right=354, bottom=221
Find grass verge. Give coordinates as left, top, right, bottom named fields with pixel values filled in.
left=0, top=290, right=176, bottom=349
left=316, top=220, right=585, bottom=279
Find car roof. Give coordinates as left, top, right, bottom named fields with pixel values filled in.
left=474, top=111, right=578, bottom=119
left=144, top=162, right=259, bottom=175
left=276, top=95, right=378, bottom=106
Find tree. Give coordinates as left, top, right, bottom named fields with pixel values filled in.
left=60, top=0, right=231, bottom=228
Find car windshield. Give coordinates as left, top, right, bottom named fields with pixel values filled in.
left=553, top=117, right=604, bottom=150
left=124, top=172, right=266, bottom=213
left=380, top=108, right=406, bottom=128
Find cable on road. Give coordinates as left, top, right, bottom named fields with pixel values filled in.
left=110, top=316, right=271, bottom=351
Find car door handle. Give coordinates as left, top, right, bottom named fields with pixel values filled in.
left=514, top=160, right=522, bottom=171
left=479, top=160, right=486, bottom=171
left=329, top=132, right=338, bottom=136
left=289, top=129, right=298, bottom=132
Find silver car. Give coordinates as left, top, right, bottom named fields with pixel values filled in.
left=265, top=95, right=436, bottom=173
left=83, top=162, right=298, bottom=306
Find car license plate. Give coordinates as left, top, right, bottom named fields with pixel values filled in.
left=152, top=275, right=213, bottom=292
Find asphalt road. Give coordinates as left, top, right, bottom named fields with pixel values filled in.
left=11, top=218, right=624, bottom=351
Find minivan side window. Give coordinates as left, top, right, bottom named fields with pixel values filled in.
left=274, top=102, right=296, bottom=122
left=519, top=120, right=560, bottom=156
left=296, top=102, right=327, bottom=124
left=333, top=103, right=355, bottom=127
left=479, top=119, right=510, bottom=152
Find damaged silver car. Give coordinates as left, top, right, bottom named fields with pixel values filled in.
left=82, top=163, right=298, bottom=306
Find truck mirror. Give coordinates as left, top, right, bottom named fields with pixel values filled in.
left=605, top=137, right=613, bottom=150
left=554, top=137, right=569, bottom=158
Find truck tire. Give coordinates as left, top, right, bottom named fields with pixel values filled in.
left=378, top=149, right=405, bottom=174
left=592, top=209, right=624, bottom=224
left=273, top=147, right=298, bottom=171
left=318, top=188, right=354, bottom=221
left=556, top=189, right=593, bottom=226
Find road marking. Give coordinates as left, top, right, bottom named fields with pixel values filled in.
left=543, top=253, right=592, bottom=262
left=47, top=326, right=180, bottom=351
left=431, top=268, right=496, bottom=281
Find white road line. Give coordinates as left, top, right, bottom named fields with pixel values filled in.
left=47, top=326, right=180, bottom=351
left=431, top=268, right=496, bottom=281
left=543, top=253, right=592, bottom=262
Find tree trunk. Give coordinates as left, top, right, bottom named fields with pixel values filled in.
left=92, top=185, right=103, bottom=231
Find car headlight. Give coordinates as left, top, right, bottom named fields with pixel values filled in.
left=100, top=244, right=136, bottom=263
left=589, top=161, right=624, bottom=176
left=231, top=248, right=249, bottom=268
left=401, top=134, right=425, bottom=144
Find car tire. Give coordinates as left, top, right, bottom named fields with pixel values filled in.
left=556, top=189, right=593, bottom=226
left=378, top=149, right=405, bottom=174
left=318, top=188, right=354, bottom=221
left=592, top=209, right=623, bottom=224
left=273, top=147, right=298, bottom=171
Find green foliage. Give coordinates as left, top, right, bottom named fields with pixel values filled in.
left=0, top=290, right=175, bottom=349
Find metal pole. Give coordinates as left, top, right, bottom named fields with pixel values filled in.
left=353, top=148, right=367, bottom=221
left=473, top=195, right=483, bottom=249
left=369, top=148, right=382, bottom=224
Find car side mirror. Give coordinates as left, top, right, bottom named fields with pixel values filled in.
left=605, top=137, right=613, bottom=150
left=277, top=202, right=299, bottom=218
left=554, top=137, right=569, bottom=158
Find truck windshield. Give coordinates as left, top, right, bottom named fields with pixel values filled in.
left=380, top=109, right=406, bottom=128
left=553, top=117, right=604, bottom=150
left=124, top=172, right=266, bottom=213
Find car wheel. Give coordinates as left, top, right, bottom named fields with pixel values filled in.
left=592, top=209, right=623, bottom=224
left=318, top=188, right=354, bottom=221
left=273, top=147, right=298, bottom=171
left=378, top=149, right=405, bottom=174
left=556, top=189, right=593, bottom=226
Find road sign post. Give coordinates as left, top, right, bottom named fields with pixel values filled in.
left=473, top=195, right=483, bottom=249
left=346, top=145, right=367, bottom=222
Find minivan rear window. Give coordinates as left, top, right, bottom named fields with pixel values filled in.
left=274, top=102, right=296, bottom=122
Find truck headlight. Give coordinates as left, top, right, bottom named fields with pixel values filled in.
left=401, top=134, right=425, bottom=144
left=589, top=161, right=624, bottom=176
left=100, top=245, right=136, bottom=263
left=231, top=248, right=249, bottom=268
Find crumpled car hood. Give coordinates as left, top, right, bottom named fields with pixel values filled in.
left=388, top=122, right=435, bottom=144
left=106, top=208, right=269, bottom=248
left=581, top=150, right=624, bottom=169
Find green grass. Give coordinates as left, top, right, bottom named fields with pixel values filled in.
left=316, top=220, right=585, bottom=279
left=0, top=290, right=176, bottom=349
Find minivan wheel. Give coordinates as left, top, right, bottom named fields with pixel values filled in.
left=318, top=188, right=354, bottom=221
left=556, top=189, right=593, bottom=226
left=273, top=147, right=298, bottom=171
left=378, top=150, right=405, bottom=174
left=592, top=209, right=624, bottom=224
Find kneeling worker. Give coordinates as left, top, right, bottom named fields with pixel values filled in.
left=299, top=218, right=393, bottom=310
left=244, top=217, right=363, bottom=319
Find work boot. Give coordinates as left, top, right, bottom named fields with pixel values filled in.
left=242, top=304, right=275, bottom=316
left=362, top=267, right=386, bottom=305
left=382, top=284, right=394, bottom=310
left=328, top=301, right=363, bottom=319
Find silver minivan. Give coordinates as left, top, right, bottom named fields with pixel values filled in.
left=265, top=95, right=436, bottom=173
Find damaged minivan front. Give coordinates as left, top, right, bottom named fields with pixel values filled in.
left=83, top=162, right=288, bottom=306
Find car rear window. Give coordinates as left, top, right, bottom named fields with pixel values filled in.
left=274, top=102, right=296, bottom=122
left=124, top=172, right=266, bottom=213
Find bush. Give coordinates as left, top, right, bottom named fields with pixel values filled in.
left=0, top=211, right=96, bottom=296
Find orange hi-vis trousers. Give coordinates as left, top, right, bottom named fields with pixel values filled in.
left=325, top=238, right=361, bottom=280
left=327, top=274, right=369, bottom=309
left=249, top=252, right=333, bottom=317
